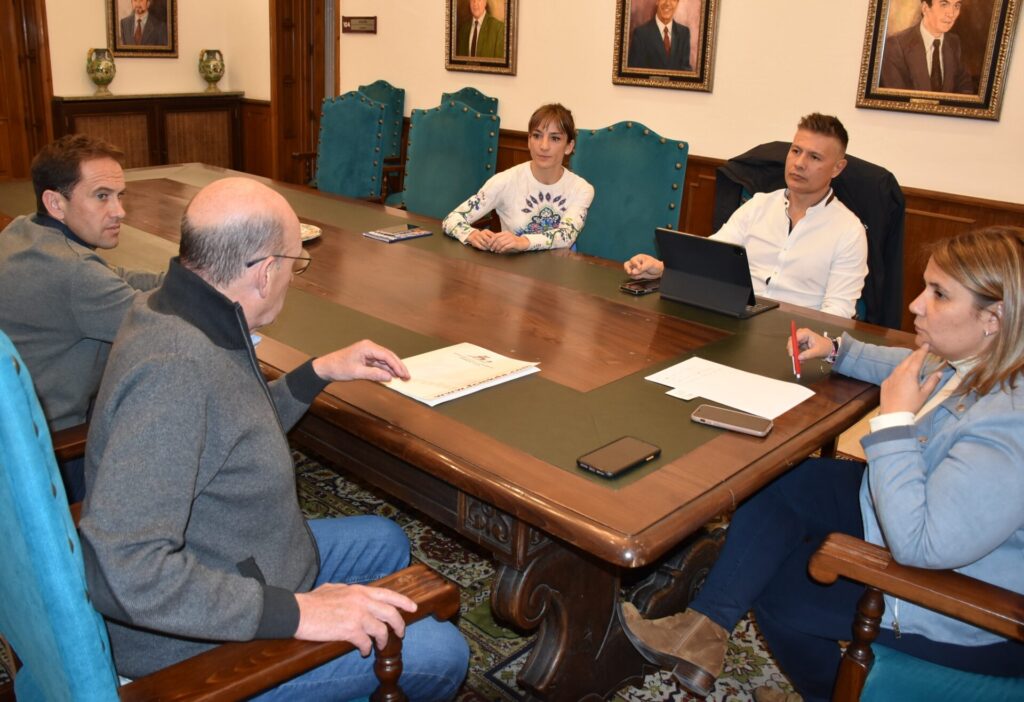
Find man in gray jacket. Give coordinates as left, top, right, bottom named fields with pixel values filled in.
left=79, top=177, right=468, bottom=699
left=0, top=135, right=164, bottom=500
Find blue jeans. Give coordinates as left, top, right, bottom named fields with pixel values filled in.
left=689, top=458, right=1022, bottom=702
left=253, top=516, right=469, bottom=702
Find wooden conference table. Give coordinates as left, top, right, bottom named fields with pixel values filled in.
left=0, top=164, right=907, bottom=700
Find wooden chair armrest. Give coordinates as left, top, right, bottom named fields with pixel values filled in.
left=809, top=533, right=1024, bottom=642
left=51, top=422, right=88, bottom=462
left=119, top=563, right=459, bottom=701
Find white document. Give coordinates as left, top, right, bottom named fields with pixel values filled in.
left=385, top=342, right=539, bottom=407
left=647, top=356, right=814, bottom=419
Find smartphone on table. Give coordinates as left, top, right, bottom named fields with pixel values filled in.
left=619, top=279, right=660, bottom=296
left=577, top=436, right=661, bottom=478
left=690, top=404, right=773, bottom=437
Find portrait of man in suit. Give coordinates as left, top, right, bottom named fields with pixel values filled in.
left=456, top=0, right=506, bottom=59
left=119, top=0, right=168, bottom=47
left=627, top=0, right=692, bottom=72
left=879, top=0, right=975, bottom=93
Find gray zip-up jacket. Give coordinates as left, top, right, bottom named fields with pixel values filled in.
left=80, top=259, right=328, bottom=678
left=0, top=214, right=163, bottom=430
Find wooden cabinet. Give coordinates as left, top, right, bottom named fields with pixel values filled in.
left=51, top=92, right=243, bottom=169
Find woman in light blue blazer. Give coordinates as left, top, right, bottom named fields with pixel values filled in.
left=619, top=226, right=1024, bottom=701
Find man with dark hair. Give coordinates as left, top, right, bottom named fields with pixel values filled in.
left=627, top=0, right=692, bottom=71
left=79, top=177, right=469, bottom=699
left=0, top=134, right=164, bottom=500
left=880, top=0, right=974, bottom=94
left=625, top=113, right=868, bottom=318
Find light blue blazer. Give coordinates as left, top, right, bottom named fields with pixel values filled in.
left=835, top=334, right=1024, bottom=646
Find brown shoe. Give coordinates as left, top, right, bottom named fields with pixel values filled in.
left=618, top=602, right=728, bottom=698
left=753, top=685, right=803, bottom=702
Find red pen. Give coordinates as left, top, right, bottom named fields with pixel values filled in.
left=790, top=320, right=802, bottom=379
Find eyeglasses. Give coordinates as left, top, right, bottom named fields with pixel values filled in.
left=245, top=250, right=312, bottom=276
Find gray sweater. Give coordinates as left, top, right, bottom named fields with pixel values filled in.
left=0, top=214, right=163, bottom=430
left=80, top=259, right=329, bottom=677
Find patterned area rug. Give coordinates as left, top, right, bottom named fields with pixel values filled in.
left=0, top=449, right=798, bottom=700
left=293, top=450, right=799, bottom=701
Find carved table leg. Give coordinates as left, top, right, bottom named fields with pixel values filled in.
left=491, top=543, right=646, bottom=701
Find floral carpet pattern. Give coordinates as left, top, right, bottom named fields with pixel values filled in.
left=293, top=450, right=798, bottom=701
left=0, top=449, right=797, bottom=700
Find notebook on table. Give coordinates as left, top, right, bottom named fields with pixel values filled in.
left=654, top=227, right=779, bottom=319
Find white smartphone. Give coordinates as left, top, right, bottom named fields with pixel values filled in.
left=690, top=404, right=773, bottom=437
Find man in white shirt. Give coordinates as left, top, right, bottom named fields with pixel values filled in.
left=625, top=113, right=868, bottom=319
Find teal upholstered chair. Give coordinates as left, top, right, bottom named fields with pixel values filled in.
left=386, top=101, right=499, bottom=220
left=313, top=90, right=385, bottom=199
left=810, top=533, right=1024, bottom=701
left=0, top=330, right=460, bottom=701
left=440, top=87, right=498, bottom=116
left=357, top=79, right=405, bottom=162
left=570, top=122, right=688, bottom=262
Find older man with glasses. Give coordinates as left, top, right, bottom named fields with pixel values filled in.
left=79, top=177, right=469, bottom=700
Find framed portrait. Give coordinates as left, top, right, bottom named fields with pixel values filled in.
left=445, top=0, right=518, bottom=75
left=107, top=0, right=178, bottom=58
left=856, top=0, right=1019, bottom=120
left=612, top=0, right=719, bottom=91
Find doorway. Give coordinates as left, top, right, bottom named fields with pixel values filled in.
left=269, top=0, right=340, bottom=184
left=0, top=0, right=53, bottom=180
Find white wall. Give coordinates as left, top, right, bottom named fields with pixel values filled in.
left=337, top=0, right=1024, bottom=204
left=47, top=0, right=270, bottom=100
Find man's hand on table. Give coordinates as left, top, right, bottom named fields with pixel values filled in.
left=312, top=340, right=410, bottom=383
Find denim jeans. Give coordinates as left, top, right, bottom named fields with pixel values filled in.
left=689, top=458, right=1022, bottom=702
left=252, top=516, right=469, bottom=701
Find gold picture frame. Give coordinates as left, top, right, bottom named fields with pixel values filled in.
left=107, top=0, right=177, bottom=58
left=445, top=0, right=518, bottom=75
left=856, top=0, right=1019, bottom=120
left=612, top=0, right=719, bottom=92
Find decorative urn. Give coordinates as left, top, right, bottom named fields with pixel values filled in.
left=198, top=49, right=225, bottom=92
left=86, top=48, right=115, bottom=96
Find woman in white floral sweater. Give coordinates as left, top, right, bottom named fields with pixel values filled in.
left=442, top=103, right=594, bottom=254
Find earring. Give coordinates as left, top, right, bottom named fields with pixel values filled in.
left=984, top=329, right=992, bottom=337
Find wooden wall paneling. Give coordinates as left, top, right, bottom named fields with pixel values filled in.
left=52, top=94, right=244, bottom=170
left=899, top=189, right=1024, bottom=330
left=242, top=99, right=273, bottom=177
left=165, top=111, right=233, bottom=167
left=16, top=0, right=53, bottom=153
left=73, top=113, right=152, bottom=169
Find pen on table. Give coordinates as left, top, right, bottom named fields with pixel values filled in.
left=790, top=320, right=801, bottom=379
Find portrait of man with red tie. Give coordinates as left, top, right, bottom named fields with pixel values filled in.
left=456, top=0, right=506, bottom=59
left=119, top=0, right=168, bottom=47
left=626, top=0, right=692, bottom=72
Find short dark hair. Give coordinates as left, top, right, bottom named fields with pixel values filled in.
left=528, top=103, right=577, bottom=143
left=30, top=134, right=125, bottom=216
left=797, top=113, right=849, bottom=153
left=179, top=209, right=285, bottom=287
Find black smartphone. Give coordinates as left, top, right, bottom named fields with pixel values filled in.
left=577, top=436, right=661, bottom=478
left=690, top=404, right=773, bottom=437
left=619, top=279, right=660, bottom=295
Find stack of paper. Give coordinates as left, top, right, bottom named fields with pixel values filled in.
left=385, top=343, right=539, bottom=407
left=646, top=356, right=814, bottom=419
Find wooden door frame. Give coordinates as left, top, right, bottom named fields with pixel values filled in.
left=1, top=0, right=54, bottom=179
left=269, top=0, right=340, bottom=183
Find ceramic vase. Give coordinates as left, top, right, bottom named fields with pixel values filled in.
left=198, top=49, right=225, bottom=93
left=86, top=48, right=115, bottom=96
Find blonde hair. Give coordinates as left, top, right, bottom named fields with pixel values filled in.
left=930, top=225, right=1024, bottom=396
